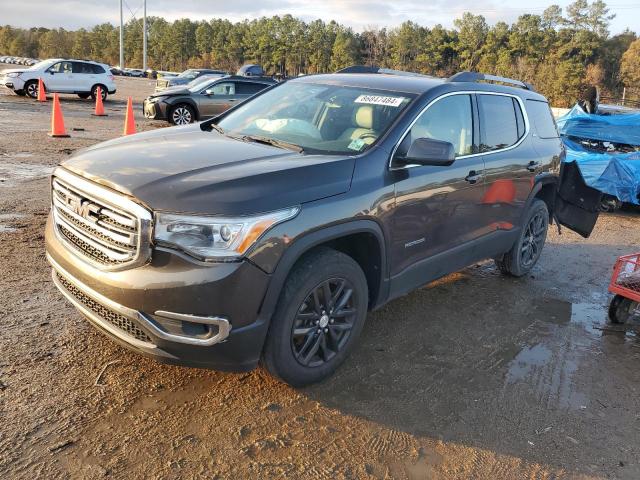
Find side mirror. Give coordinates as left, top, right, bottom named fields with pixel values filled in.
left=204, top=90, right=215, bottom=96
left=400, top=138, right=456, bottom=166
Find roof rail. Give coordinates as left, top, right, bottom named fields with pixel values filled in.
left=447, top=72, right=534, bottom=91
left=336, top=65, right=433, bottom=78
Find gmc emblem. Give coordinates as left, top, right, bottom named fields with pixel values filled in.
left=65, top=194, right=100, bottom=223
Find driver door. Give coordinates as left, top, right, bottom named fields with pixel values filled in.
left=390, top=93, right=488, bottom=284
left=46, top=61, right=75, bottom=92
left=199, top=81, right=237, bottom=117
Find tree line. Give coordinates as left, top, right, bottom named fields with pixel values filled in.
left=1, top=0, right=639, bottom=107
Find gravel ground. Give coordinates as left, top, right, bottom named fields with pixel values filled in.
left=1, top=67, right=640, bottom=479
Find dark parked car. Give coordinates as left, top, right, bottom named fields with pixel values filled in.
left=45, top=70, right=600, bottom=386
left=143, top=75, right=276, bottom=125
left=155, top=68, right=228, bottom=91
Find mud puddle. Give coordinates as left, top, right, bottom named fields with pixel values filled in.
left=0, top=161, right=53, bottom=187
left=0, top=213, right=28, bottom=233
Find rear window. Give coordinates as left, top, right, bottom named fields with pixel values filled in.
left=526, top=100, right=559, bottom=139
left=478, top=94, right=522, bottom=152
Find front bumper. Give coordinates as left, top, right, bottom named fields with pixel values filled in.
left=143, top=99, right=167, bottom=120
left=45, top=215, right=272, bottom=371
left=0, top=76, right=23, bottom=90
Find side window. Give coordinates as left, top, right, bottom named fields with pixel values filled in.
left=396, top=94, right=473, bottom=159
left=206, top=82, right=235, bottom=95
left=478, top=95, right=521, bottom=152
left=526, top=100, right=559, bottom=139
left=48, top=62, right=63, bottom=73
left=235, top=82, right=268, bottom=95
left=72, top=62, right=93, bottom=74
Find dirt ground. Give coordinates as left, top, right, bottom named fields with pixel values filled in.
left=1, top=66, right=640, bottom=480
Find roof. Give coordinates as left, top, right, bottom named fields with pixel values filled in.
left=294, top=73, right=445, bottom=95
left=294, top=72, right=547, bottom=101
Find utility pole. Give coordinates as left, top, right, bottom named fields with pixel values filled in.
left=143, top=0, right=147, bottom=71
left=119, top=0, right=124, bottom=69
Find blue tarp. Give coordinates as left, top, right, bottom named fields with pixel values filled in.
left=557, top=105, right=640, bottom=205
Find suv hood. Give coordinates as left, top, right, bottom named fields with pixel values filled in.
left=2, top=68, right=26, bottom=75
left=149, top=86, right=190, bottom=98
left=61, top=125, right=355, bottom=216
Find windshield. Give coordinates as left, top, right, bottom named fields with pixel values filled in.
left=188, top=75, right=224, bottom=91
left=178, top=69, right=199, bottom=79
left=216, top=81, right=415, bottom=155
left=29, top=60, right=54, bottom=70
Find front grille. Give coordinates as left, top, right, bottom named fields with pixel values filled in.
left=51, top=175, right=149, bottom=269
left=56, top=272, right=152, bottom=344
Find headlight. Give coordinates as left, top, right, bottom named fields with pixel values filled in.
left=154, top=207, right=299, bottom=260
left=6, top=72, right=21, bottom=78
left=150, top=95, right=168, bottom=103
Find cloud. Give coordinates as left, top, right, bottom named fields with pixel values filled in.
left=0, top=0, right=637, bottom=34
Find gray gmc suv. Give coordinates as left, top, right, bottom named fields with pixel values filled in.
left=45, top=70, right=600, bottom=386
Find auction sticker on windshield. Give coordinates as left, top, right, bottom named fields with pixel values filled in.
left=355, top=95, right=405, bottom=107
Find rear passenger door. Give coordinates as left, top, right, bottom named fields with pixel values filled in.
left=235, top=81, right=269, bottom=103
left=477, top=93, right=537, bottom=231
left=72, top=62, right=96, bottom=92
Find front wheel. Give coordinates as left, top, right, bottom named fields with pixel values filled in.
left=24, top=80, right=38, bottom=98
left=263, top=248, right=368, bottom=386
left=495, top=199, right=549, bottom=277
left=169, top=104, right=195, bottom=125
left=15, top=89, right=26, bottom=96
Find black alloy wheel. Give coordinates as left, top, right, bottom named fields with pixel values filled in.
left=291, top=278, right=358, bottom=367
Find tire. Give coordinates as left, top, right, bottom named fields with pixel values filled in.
left=608, top=295, right=638, bottom=324
left=90, top=84, right=107, bottom=101
left=495, top=199, right=549, bottom=277
left=169, top=104, right=196, bottom=125
left=15, top=89, right=26, bottom=96
left=262, top=248, right=369, bottom=387
left=77, top=93, right=90, bottom=99
left=24, top=80, right=38, bottom=98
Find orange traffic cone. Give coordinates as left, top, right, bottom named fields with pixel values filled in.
left=49, top=93, right=69, bottom=138
left=37, top=78, right=46, bottom=102
left=92, top=86, right=107, bottom=116
left=123, top=96, right=136, bottom=135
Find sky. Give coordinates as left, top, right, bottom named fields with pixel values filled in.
left=0, top=0, right=638, bottom=35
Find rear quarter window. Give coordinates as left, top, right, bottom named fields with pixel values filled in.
left=92, top=64, right=106, bottom=74
left=526, top=100, right=559, bottom=139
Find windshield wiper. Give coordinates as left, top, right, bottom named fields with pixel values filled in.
left=241, top=135, right=304, bottom=153
left=210, top=123, right=225, bottom=135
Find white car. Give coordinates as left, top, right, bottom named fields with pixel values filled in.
left=0, top=58, right=116, bottom=100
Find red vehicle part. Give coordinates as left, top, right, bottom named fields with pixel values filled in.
left=608, top=253, right=640, bottom=324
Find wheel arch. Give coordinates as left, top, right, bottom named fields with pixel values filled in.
left=168, top=99, right=199, bottom=121
left=522, top=174, right=558, bottom=225
left=257, top=220, right=388, bottom=328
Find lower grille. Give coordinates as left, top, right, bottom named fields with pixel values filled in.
left=56, top=272, right=152, bottom=344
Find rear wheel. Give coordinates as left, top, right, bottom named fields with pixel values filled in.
left=90, top=84, right=107, bottom=101
left=608, top=295, right=638, bottom=324
left=263, top=248, right=368, bottom=386
left=24, top=80, right=38, bottom=98
left=496, top=199, right=549, bottom=277
left=170, top=104, right=195, bottom=125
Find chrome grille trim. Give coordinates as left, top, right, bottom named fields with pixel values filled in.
left=48, top=253, right=156, bottom=349
left=51, top=167, right=152, bottom=271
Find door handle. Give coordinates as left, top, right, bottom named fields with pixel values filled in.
left=465, top=170, right=482, bottom=184
left=527, top=161, right=540, bottom=172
